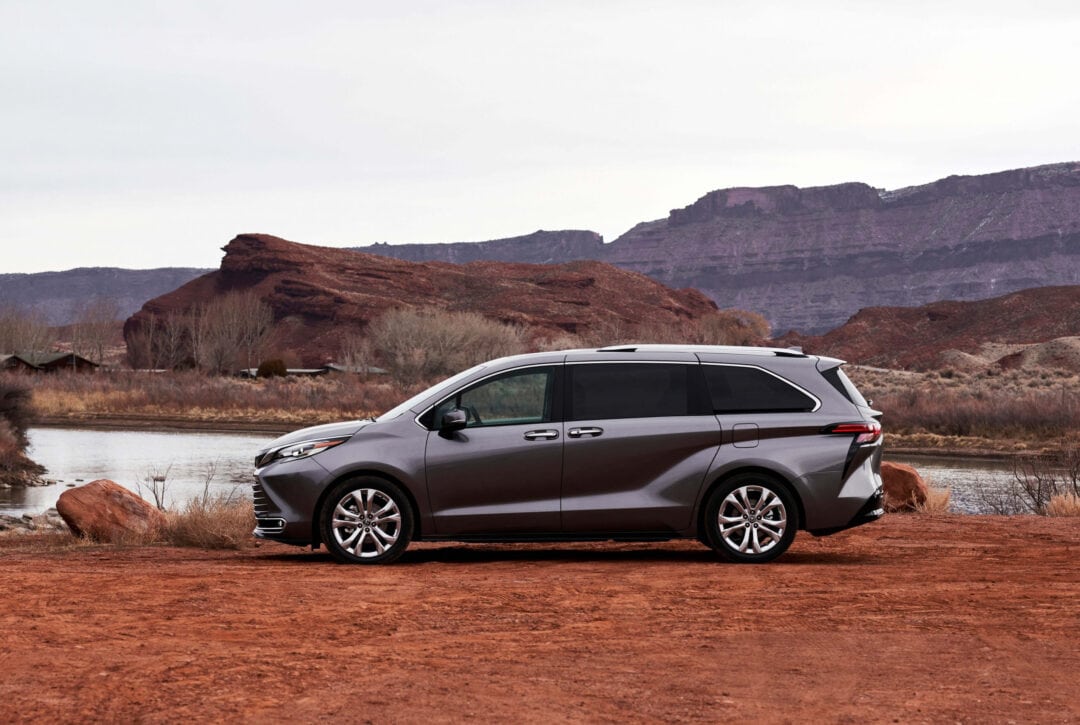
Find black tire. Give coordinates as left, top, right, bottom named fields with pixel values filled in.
left=704, top=473, right=799, bottom=563
left=319, top=477, right=414, bottom=564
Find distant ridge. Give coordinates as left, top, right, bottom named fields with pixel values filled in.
left=360, top=162, right=1080, bottom=334
left=0, top=267, right=211, bottom=325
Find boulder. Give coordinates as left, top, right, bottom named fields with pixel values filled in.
left=881, top=462, right=929, bottom=512
left=56, top=480, right=167, bottom=542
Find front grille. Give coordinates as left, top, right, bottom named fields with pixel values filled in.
left=252, top=479, right=272, bottom=516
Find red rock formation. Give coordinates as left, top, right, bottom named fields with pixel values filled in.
left=779, top=286, right=1080, bottom=370
left=881, top=462, right=929, bottom=512
left=363, top=162, right=1080, bottom=334
left=56, top=480, right=167, bottom=542
left=125, top=234, right=720, bottom=366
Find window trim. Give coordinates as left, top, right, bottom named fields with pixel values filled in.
left=701, top=362, right=821, bottom=414
left=415, top=363, right=561, bottom=431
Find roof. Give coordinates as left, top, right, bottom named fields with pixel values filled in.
left=1, top=352, right=99, bottom=369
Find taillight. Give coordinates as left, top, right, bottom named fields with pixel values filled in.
left=825, top=421, right=881, bottom=444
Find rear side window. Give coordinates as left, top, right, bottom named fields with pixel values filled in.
left=821, top=367, right=869, bottom=408
left=703, top=364, right=816, bottom=414
left=568, top=363, right=700, bottom=420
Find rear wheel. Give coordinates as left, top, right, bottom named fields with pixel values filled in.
left=704, top=473, right=798, bottom=563
left=320, top=477, right=413, bottom=564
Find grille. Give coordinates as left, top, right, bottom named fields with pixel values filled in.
left=252, top=479, right=272, bottom=516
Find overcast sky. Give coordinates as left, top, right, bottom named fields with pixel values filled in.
left=3, top=0, right=1079, bottom=273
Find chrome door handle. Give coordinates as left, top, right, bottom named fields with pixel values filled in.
left=523, top=429, right=559, bottom=441
left=567, top=427, right=604, bottom=438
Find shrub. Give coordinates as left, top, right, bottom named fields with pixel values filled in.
left=0, top=378, right=35, bottom=448
left=256, top=358, right=287, bottom=378
left=915, top=487, right=952, bottom=514
left=163, top=495, right=255, bottom=549
left=369, top=307, right=527, bottom=385
left=1046, top=493, right=1080, bottom=517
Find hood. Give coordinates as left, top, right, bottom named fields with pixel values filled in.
left=259, top=419, right=373, bottom=454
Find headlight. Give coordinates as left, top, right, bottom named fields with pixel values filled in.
left=256, top=436, right=350, bottom=469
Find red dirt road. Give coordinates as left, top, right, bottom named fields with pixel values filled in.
left=2, top=515, right=1078, bottom=723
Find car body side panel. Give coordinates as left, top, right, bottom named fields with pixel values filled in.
left=702, top=413, right=853, bottom=531
left=424, top=424, right=563, bottom=535
left=561, top=415, right=721, bottom=532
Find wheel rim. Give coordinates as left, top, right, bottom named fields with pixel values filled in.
left=331, top=488, right=402, bottom=558
left=717, top=484, right=787, bottom=555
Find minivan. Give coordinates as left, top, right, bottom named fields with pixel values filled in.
left=253, top=345, right=883, bottom=564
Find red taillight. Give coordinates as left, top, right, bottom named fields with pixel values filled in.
left=825, top=421, right=881, bottom=444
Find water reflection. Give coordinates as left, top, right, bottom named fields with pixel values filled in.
left=2, top=427, right=276, bottom=516
left=889, top=454, right=1016, bottom=514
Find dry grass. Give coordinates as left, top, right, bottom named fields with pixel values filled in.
left=18, top=369, right=406, bottom=426
left=1045, top=493, right=1080, bottom=517
left=847, top=366, right=1080, bottom=443
left=915, top=487, right=953, bottom=515
left=162, top=496, right=255, bottom=549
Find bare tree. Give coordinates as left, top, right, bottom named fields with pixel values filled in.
left=72, top=297, right=121, bottom=365
left=0, top=306, right=55, bottom=356
left=338, top=330, right=375, bottom=374
left=369, top=307, right=525, bottom=385
left=190, top=292, right=274, bottom=373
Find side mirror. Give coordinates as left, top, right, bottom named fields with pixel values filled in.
left=440, top=408, right=468, bottom=433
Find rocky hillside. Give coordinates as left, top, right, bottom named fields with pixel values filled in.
left=0, top=267, right=209, bottom=326
left=780, top=286, right=1080, bottom=370
left=125, top=234, right=720, bottom=366
left=358, top=230, right=603, bottom=264
left=360, top=163, right=1080, bottom=334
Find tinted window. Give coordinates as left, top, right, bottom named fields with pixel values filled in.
left=703, top=365, right=816, bottom=414
left=569, top=363, right=694, bottom=420
left=821, top=367, right=869, bottom=407
left=430, top=367, right=554, bottom=428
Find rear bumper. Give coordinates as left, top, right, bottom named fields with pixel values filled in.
left=807, top=486, right=885, bottom=537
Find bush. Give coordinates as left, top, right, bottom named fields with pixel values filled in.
left=0, top=378, right=35, bottom=448
left=256, top=359, right=287, bottom=378
left=163, top=495, right=255, bottom=549
left=369, top=307, right=526, bottom=385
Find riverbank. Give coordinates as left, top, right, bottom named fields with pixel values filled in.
left=2, top=515, right=1077, bottom=722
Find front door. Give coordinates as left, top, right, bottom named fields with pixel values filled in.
left=424, top=366, right=563, bottom=535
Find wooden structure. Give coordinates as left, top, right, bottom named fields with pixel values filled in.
left=0, top=352, right=99, bottom=373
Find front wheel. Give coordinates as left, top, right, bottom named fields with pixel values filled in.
left=704, top=474, right=798, bottom=563
left=320, top=477, right=414, bottom=564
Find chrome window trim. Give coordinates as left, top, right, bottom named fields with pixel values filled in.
left=413, top=362, right=561, bottom=430
left=700, top=362, right=822, bottom=413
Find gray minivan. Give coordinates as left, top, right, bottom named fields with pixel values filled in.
left=253, top=345, right=883, bottom=564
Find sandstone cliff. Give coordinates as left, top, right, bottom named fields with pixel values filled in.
left=125, top=234, right=719, bottom=366
left=780, top=285, right=1080, bottom=370
left=360, top=163, right=1080, bottom=334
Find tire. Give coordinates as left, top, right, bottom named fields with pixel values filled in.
left=704, top=473, right=799, bottom=563
left=320, top=477, right=414, bottom=564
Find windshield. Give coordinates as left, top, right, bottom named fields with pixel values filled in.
left=375, top=363, right=488, bottom=422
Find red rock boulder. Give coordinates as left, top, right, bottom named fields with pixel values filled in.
left=56, top=480, right=167, bottom=542
left=881, top=462, right=929, bottom=512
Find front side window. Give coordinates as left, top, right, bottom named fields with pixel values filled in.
left=568, top=363, right=697, bottom=420
left=429, top=367, right=555, bottom=428
left=703, top=364, right=817, bottom=414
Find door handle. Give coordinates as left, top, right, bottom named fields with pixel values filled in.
left=567, top=427, right=604, bottom=438
left=523, top=429, right=559, bottom=441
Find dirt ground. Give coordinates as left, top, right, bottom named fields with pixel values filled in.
left=2, top=515, right=1078, bottom=724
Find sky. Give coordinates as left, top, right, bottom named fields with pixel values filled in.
left=3, top=0, right=1079, bottom=273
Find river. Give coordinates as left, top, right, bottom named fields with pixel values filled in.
left=3, top=427, right=276, bottom=517
left=3, top=427, right=1018, bottom=516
